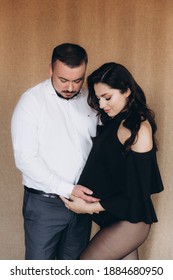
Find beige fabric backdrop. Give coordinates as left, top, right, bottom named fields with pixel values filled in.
left=0, top=0, right=173, bottom=259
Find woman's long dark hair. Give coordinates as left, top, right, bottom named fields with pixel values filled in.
left=87, top=62, right=157, bottom=151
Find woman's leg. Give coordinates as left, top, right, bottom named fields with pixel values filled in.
left=80, top=221, right=150, bottom=260
left=122, top=249, right=139, bottom=260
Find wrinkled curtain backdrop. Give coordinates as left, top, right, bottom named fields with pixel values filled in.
left=0, top=0, right=173, bottom=259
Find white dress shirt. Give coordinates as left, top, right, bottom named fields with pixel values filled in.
left=11, top=79, right=98, bottom=197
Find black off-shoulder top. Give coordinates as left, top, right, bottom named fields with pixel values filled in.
left=78, top=111, right=164, bottom=227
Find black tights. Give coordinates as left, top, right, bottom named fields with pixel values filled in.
left=80, top=221, right=151, bottom=260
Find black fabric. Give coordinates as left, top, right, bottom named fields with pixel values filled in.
left=78, top=111, right=164, bottom=227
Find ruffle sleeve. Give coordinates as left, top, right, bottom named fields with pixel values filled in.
left=100, top=148, right=164, bottom=224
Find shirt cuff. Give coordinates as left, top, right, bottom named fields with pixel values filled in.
left=52, top=181, right=74, bottom=198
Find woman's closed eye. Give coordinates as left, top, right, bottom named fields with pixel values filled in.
left=96, top=96, right=111, bottom=101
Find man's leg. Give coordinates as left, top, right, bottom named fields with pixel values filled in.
left=56, top=213, right=92, bottom=260
left=23, top=190, right=73, bottom=259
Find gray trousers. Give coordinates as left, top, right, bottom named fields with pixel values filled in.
left=23, top=190, right=91, bottom=260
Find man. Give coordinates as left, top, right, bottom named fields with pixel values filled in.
left=11, top=43, right=98, bottom=260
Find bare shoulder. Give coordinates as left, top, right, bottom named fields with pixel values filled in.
left=117, top=120, right=153, bottom=153
left=132, top=120, right=153, bottom=152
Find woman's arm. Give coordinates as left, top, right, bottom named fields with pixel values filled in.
left=60, top=194, right=105, bottom=214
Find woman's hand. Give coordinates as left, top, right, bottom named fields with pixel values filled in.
left=60, top=194, right=104, bottom=214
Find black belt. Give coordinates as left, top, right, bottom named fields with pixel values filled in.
left=24, top=185, right=59, bottom=199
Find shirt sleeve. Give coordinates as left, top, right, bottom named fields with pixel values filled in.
left=100, top=149, right=164, bottom=223
left=11, top=92, right=74, bottom=198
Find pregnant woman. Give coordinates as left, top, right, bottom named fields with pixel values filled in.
left=61, top=62, right=164, bottom=260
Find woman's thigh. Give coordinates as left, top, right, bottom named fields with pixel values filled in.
left=80, top=220, right=151, bottom=260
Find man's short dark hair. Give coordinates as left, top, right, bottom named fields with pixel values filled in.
left=51, top=43, right=88, bottom=68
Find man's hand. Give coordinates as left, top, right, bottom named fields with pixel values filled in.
left=71, top=184, right=100, bottom=202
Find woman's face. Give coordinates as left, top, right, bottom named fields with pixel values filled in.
left=94, top=82, right=130, bottom=117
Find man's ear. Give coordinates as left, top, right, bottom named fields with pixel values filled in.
left=49, top=64, right=53, bottom=77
